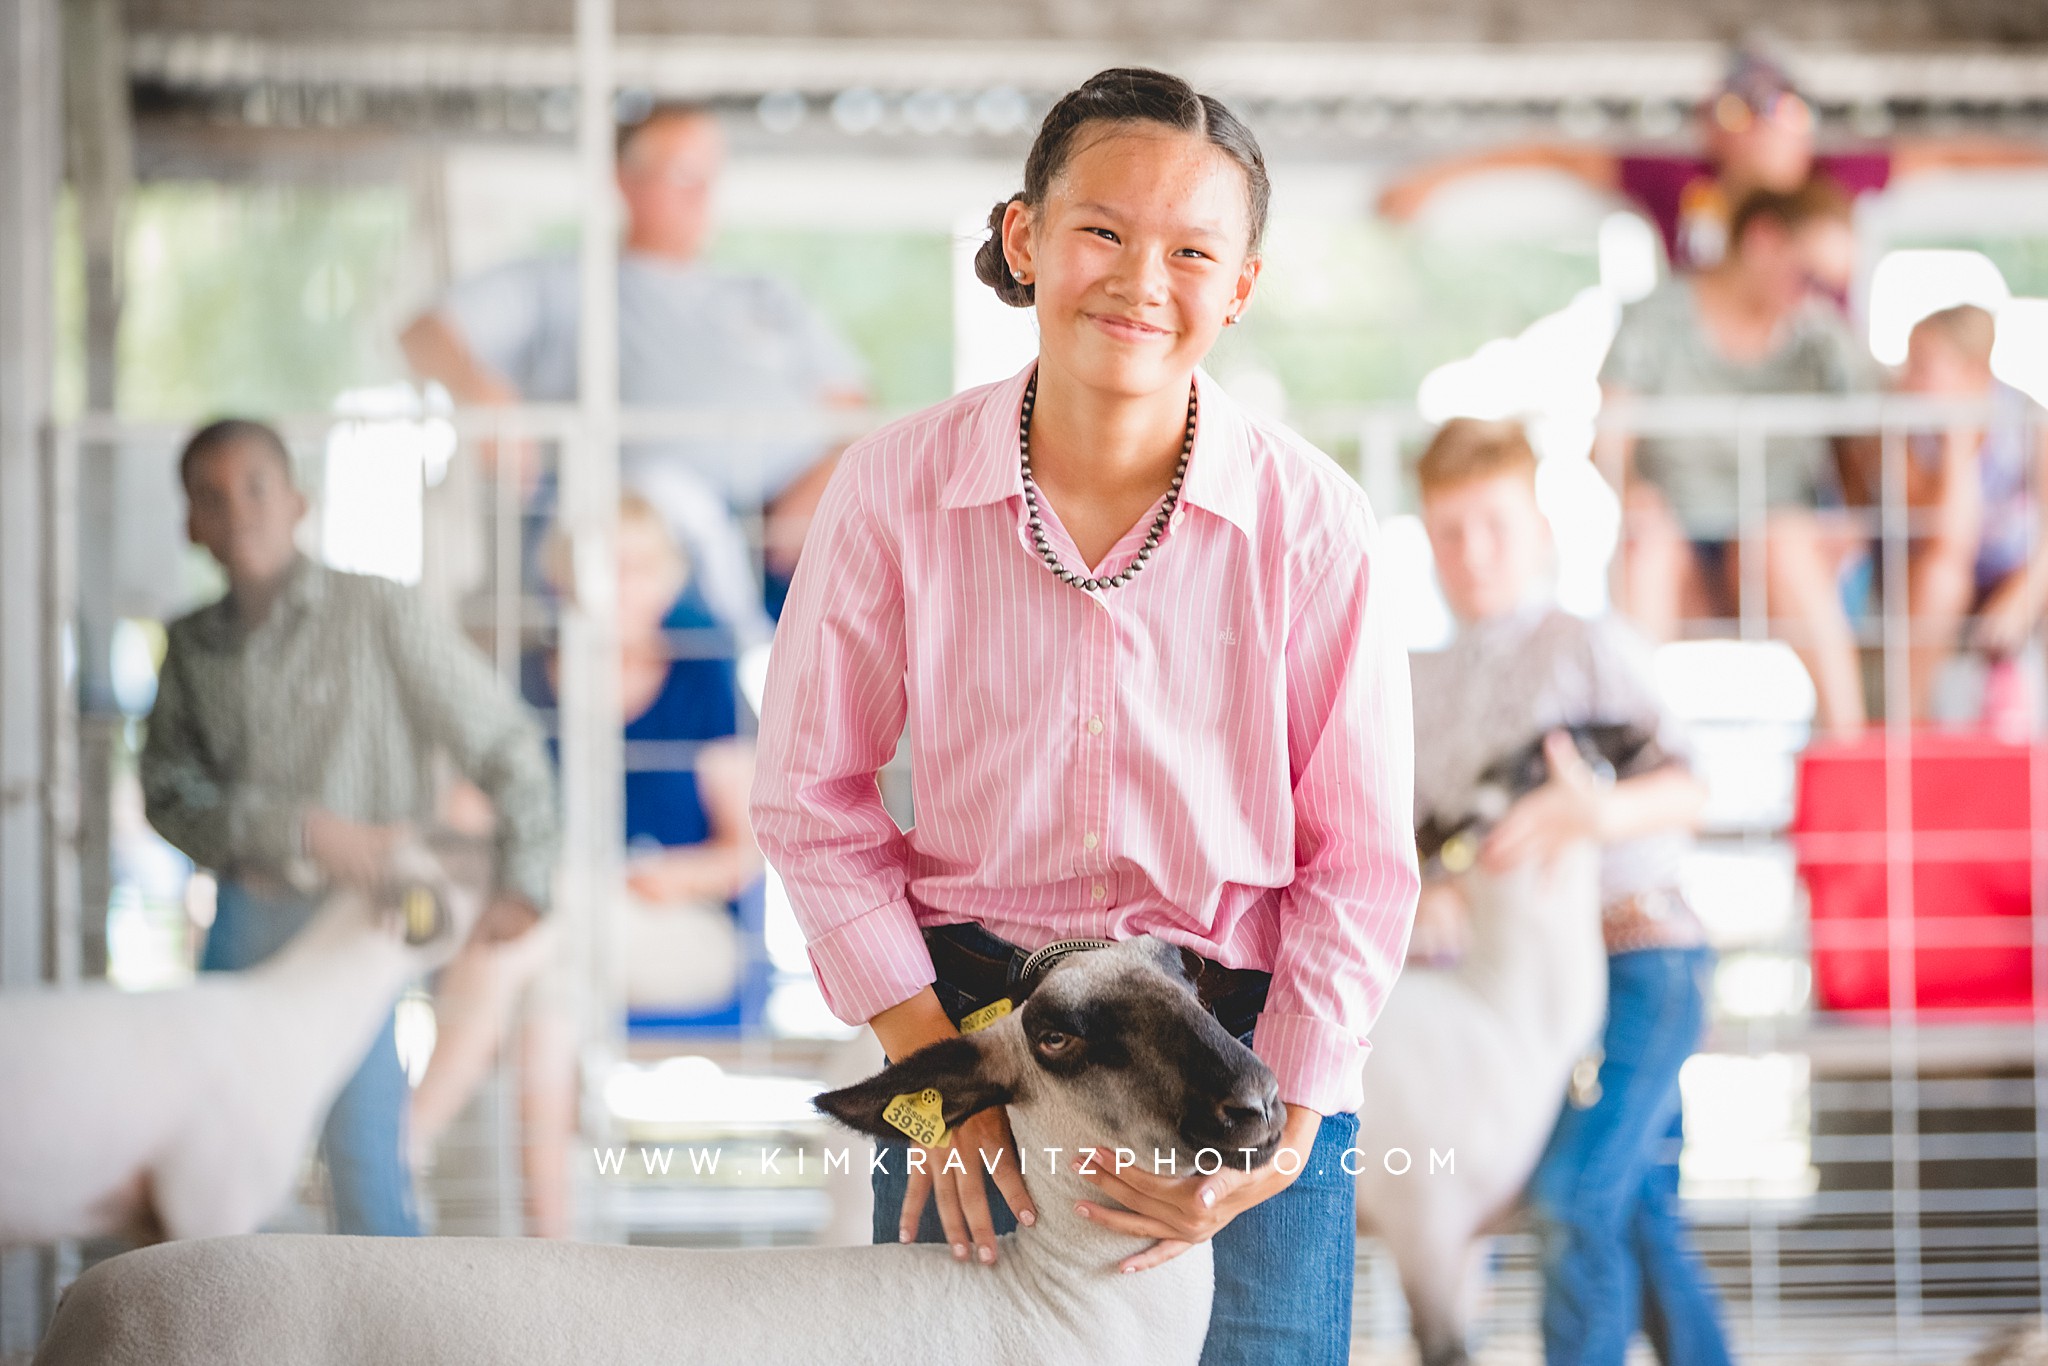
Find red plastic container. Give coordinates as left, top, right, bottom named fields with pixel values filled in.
left=1791, top=733, right=2045, bottom=1015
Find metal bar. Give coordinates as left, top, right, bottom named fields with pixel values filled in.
left=561, top=0, right=626, bottom=1242
left=43, top=423, right=78, bottom=989
left=2028, top=396, right=2048, bottom=1327
left=0, top=0, right=62, bottom=1345
left=1879, top=414, right=1922, bottom=1337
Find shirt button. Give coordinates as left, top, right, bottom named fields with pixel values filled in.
left=1082, top=832, right=1099, bottom=851
left=1086, top=715, right=1104, bottom=735
left=1170, top=508, right=1186, bottom=531
left=1092, top=883, right=1107, bottom=902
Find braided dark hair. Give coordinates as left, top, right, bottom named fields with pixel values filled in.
left=972, top=68, right=1270, bottom=309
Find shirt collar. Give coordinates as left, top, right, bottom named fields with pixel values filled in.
left=1453, top=594, right=1555, bottom=650
left=938, top=362, right=1258, bottom=541
left=203, top=553, right=325, bottom=646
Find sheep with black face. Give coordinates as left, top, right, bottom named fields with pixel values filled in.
left=32, top=936, right=1285, bottom=1366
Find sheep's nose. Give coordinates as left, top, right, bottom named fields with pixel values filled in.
left=1215, top=1077, right=1280, bottom=1133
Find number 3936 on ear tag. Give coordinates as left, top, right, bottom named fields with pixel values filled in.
left=883, top=1087, right=950, bottom=1147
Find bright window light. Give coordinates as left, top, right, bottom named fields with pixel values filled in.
left=1598, top=211, right=1660, bottom=304
left=1382, top=514, right=1454, bottom=652
left=1416, top=285, right=1618, bottom=426
left=1866, top=249, right=2010, bottom=366
left=1535, top=455, right=1619, bottom=617
left=1991, top=297, right=2048, bottom=407
left=1679, top=1053, right=1818, bottom=1203
left=1654, top=640, right=1816, bottom=725
left=604, top=1055, right=826, bottom=1130
left=952, top=210, right=1039, bottom=393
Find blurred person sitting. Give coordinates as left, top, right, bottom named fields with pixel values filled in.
left=406, top=493, right=762, bottom=1237
left=1851, top=305, right=2048, bottom=724
left=140, top=418, right=557, bottom=1238
left=400, top=101, right=869, bottom=638
left=1411, top=418, right=1727, bottom=1366
left=1601, top=178, right=1873, bottom=738
left=1380, top=43, right=2045, bottom=296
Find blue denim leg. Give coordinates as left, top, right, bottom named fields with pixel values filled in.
left=1527, top=946, right=1728, bottom=1366
left=202, top=881, right=422, bottom=1237
left=1632, top=1111, right=1733, bottom=1366
left=1201, top=1109, right=1358, bottom=1366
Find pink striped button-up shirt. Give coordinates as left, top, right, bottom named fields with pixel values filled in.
left=752, top=363, right=1418, bottom=1114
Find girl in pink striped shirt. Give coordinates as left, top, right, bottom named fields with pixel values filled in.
left=754, top=69, right=1418, bottom=1364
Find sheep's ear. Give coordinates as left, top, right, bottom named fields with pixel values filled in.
left=815, top=1036, right=1014, bottom=1140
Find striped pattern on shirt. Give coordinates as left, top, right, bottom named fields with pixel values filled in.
left=752, top=363, right=1418, bottom=1114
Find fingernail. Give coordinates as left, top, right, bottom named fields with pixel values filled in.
left=951, top=1243, right=967, bottom=1259
left=1075, top=1204, right=1091, bottom=1219
left=899, top=1229, right=914, bottom=1244
left=1018, top=1209, right=1037, bottom=1227
left=1122, top=1265, right=1137, bottom=1275
left=977, top=1245, right=994, bottom=1264
left=1200, top=1187, right=1217, bottom=1209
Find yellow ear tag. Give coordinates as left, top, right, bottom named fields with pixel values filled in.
left=1440, top=832, right=1478, bottom=875
left=882, top=1087, right=950, bottom=1148
left=400, top=885, right=442, bottom=946
left=959, top=998, right=1012, bottom=1033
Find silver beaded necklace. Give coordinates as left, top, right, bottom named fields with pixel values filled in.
left=1017, top=373, right=1196, bottom=593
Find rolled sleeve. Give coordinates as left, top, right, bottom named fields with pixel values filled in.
left=1256, top=501, right=1421, bottom=1116
left=751, top=447, right=924, bottom=1024
left=803, top=896, right=936, bottom=1024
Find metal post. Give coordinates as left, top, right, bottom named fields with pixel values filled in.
left=0, top=0, right=63, bottom=1346
left=563, top=0, right=626, bottom=1242
left=1878, top=411, right=1921, bottom=1336
left=60, top=0, right=127, bottom=984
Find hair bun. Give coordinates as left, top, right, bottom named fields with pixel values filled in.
left=973, top=198, right=1034, bottom=309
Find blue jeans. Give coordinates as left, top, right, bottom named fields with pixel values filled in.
left=871, top=1076, right=1359, bottom=1366
left=1527, top=946, right=1730, bottom=1366
left=201, top=880, right=422, bottom=1237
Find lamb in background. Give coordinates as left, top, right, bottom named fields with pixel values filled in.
left=1355, top=848, right=1607, bottom=1366
left=32, top=937, right=1285, bottom=1366
left=0, top=839, right=483, bottom=1247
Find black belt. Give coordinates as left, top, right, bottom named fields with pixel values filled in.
left=922, top=922, right=1271, bottom=1040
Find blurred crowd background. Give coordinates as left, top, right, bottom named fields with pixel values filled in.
left=7, top=0, right=2048, bottom=1359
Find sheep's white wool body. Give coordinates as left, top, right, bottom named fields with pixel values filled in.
left=36, top=1109, right=1213, bottom=1366
left=1354, top=849, right=1607, bottom=1366
left=31, top=940, right=1253, bottom=1366
left=0, top=848, right=476, bottom=1247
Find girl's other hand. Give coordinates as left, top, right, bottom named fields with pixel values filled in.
left=899, top=1105, right=1036, bottom=1265
left=1072, top=1103, right=1322, bottom=1274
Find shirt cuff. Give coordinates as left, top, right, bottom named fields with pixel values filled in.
left=804, top=896, right=936, bottom=1025
left=1252, top=1011, right=1372, bottom=1116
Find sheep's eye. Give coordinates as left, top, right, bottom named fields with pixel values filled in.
left=1034, top=1031, right=1074, bottom=1057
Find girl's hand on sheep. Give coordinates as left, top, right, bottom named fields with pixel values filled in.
left=902, top=1106, right=1037, bottom=1266
left=1071, top=1103, right=1323, bottom=1274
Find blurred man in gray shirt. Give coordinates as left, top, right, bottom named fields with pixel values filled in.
left=402, top=103, right=867, bottom=642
